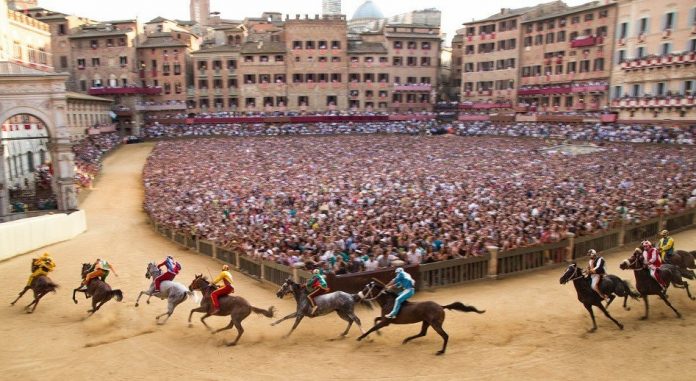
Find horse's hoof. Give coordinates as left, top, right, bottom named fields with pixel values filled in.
left=73, top=300, right=78, bottom=304
left=135, top=303, right=139, bottom=307
left=639, top=316, right=648, bottom=321
left=618, top=324, right=624, bottom=330
left=402, top=340, right=409, bottom=345
left=676, top=314, right=683, bottom=319
left=188, top=323, right=193, bottom=328
left=435, top=351, right=445, bottom=356
left=146, top=301, right=150, bottom=305
left=588, top=328, right=597, bottom=333
left=624, top=307, right=631, bottom=311
left=226, top=342, right=236, bottom=347
left=356, top=336, right=364, bottom=342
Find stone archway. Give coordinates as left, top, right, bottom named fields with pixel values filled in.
left=0, top=65, right=77, bottom=219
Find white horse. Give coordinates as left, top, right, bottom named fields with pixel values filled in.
left=135, top=262, right=194, bottom=324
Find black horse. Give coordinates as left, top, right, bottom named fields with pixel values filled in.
left=356, top=280, right=485, bottom=355
left=559, top=263, right=638, bottom=331
left=620, top=249, right=694, bottom=319
left=666, top=250, right=696, bottom=280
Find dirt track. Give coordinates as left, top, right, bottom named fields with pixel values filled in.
left=1, top=142, right=695, bottom=381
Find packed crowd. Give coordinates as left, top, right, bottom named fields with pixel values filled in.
left=72, top=133, right=122, bottom=189
left=143, top=135, right=696, bottom=274
left=140, top=121, right=696, bottom=145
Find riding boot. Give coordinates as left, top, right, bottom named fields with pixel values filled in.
left=311, top=305, right=318, bottom=315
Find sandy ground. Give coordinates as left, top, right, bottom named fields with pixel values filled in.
left=1, top=142, right=696, bottom=381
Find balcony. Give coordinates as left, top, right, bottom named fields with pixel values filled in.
left=571, top=84, right=608, bottom=93
left=518, top=86, right=572, bottom=96
left=570, top=35, right=602, bottom=48
left=620, top=52, right=696, bottom=71
left=134, top=103, right=187, bottom=111
left=459, top=101, right=513, bottom=110
left=88, top=86, right=162, bottom=96
left=393, top=84, right=432, bottom=91
left=611, top=96, right=695, bottom=109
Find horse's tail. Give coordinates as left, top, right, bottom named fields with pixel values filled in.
left=110, top=289, right=124, bottom=302
left=45, top=280, right=59, bottom=293
left=621, top=279, right=641, bottom=299
left=442, top=302, right=485, bottom=314
left=251, top=305, right=275, bottom=318
left=352, top=293, right=374, bottom=310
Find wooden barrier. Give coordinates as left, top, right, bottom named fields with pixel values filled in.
left=623, top=218, right=659, bottom=245
left=497, top=246, right=546, bottom=276
left=216, top=248, right=234, bottom=264
left=420, top=255, right=489, bottom=288
left=186, top=236, right=197, bottom=250
left=665, top=211, right=695, bottom=232
left=262, top=260, right=295, bottom=286
left=238, top=256, right=262, bottom=278
left=573, top=229, right=620, bottom=259
left=174, top=232, right=186, bottom=246
left=198, top=240, right=214, bottom=257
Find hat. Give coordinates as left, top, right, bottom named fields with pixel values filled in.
left=660, top=230, right=669, bottom=236
left=395, top=267, right=404, bottom=273
left=222, top=264, right=230, bottom=271
left=587, top=249, right=597, bottom=256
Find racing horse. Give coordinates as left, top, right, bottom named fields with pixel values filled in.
left=559, top=263, right=640, bottom=331
left=271, top=278, right=371, bottom=338
left=188, top=274, right=275, bottom=346
left=666, top=250, right=696, bottom=279
left=356, top=280, right=485, bottom=355
left=135, top=262, right=195, bottom=324
left=72, top=263, right=123, bottom=315
left=620, top=248, right=694, bottom=319
left=10, top=260, right=59, bottom=313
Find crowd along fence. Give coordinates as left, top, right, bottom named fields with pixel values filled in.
left=150, top=208, right=694, bottom=291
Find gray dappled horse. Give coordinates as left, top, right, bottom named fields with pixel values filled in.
left=271, top=278, right=371, bottom=338
left=135, top=262, right=194, bottom=324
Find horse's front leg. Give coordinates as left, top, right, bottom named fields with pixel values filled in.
left=284, top=314, right=305, bottom=338
left=357, top=319, right=391, bottom=341
left=135, top=290, right=149, bottom=307
left=271, top=311, right=297, bottom=326
left=188, top=306, right=207, bottom=327
left=11, top=287, right=30, bottom=306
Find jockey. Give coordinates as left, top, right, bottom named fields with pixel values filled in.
left=587, top=249, right=608, bottom=301
left=82, top=258, right=118, bottom=287
left=154, top=255, right=181, bottom=293
left=210, top=264, right=234, bottom=314
left=305, top=269, right=329, bottom=315
left=384, top=267, right=415, bottom=319
left=657, top=230, right=674, bottom=263
left=24, top=252, right=56, bottom=290
left=642, top=241, right=666, bottom=290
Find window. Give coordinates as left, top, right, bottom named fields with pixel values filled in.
left=330, top=73, right=342, bottom=82
left=227, top=78, right=238, bottom=88
left=91, top=57, right=100, bottom=67
left=318, top=40, right=327, bottom=49
left=637, top=46, right=645, bottom=58
left=298, top=96, right=309, bottom=106
left=393, top=41, right=403, bottom=49
left=655, top=82, right=666, bottom=96
left=245, top=98, right=256, bottom=107
left=617, top=49, right=626, bottom=63
left=331, top=40, right=341, bottom=49
left=638, top=17, right=649, bottom=35
left=464, top=63, right=474, bottom=72
left=118, top=37, right=126, bottom=46
left=557, top=31, right=566, bottom=42
left=584, top=13, right=594, bottom=22
left=275, top=55, right=284, bottom=62
left=58, top=24, right=66, bottom=35
left=534, top=35, right=543, bottom=45
left=571, top=16, right=580, bottom=24
left=421, top=42, right=431, bottom=50
left=664, top=12, right=675, bottom=30
left=420, top=57, right=431, bottom=66
left=546, top=33, right=554, bottom=44
left=393, top=57, right=403, bottom=66
left=106, top=38, right=114, bottom=47
left=684, top=80, right=694, bottom=96
left=619, top=22, right=628, bottom=39
left=613, top=86, right=622, bottom=99
left=90, top=39, right=98, bottom=49
left=690, top=39, right=696, bottom=52
left=599, top=9, right=608, bottom=18
left=632, top=84, right=641, bottom=97
left=407, top=57, right=417, bottom=66
left=593, top=58, right=604, bottom=71
left=293, top=41, right=302, bottom=49
left=524, top=36, right=532, bottom=47
left=565, top=96, right=573, bottom=108
left=567, top=61, right=577, bottom=73
left=119, top=56, right=128, bottom=66
left=227, top=59, right=237, bottom=69
left=570, top=31, right=579, bottom=41
left=173, top=63, right=181, bottom=75
left=305, top=41, right=315, bottom=49
left=259, top=55, right=269, bottom=62
left=661, top=42, right=671, bottom=55
left=60, top=56, right=68, bottom=68
left=579, top=60, right=591, bottom=73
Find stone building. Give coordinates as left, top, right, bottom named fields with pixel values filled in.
left=610, top=0, right=696, bottom=124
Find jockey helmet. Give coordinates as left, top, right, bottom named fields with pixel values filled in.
left=395, top=267, right=404, bottom=274
left=642, top=240, right=652, bottom=248
left=660, top=230, right=669, bottom=236
left=312, top=269, right=321, bottom=275
left=222, top=264, right=230, bottom=271
left=587, top=249, right=597, bottom=257
left=41, top=252, right=50, bottom=258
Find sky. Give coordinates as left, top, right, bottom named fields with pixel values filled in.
left=37, top=0, right=589, bottom=45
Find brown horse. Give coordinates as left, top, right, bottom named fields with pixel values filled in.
left=620, top=249, right=694, bottom=319
left=72, top=263, right=123, bottom=314
left=356, top=280, right=485, bottom=355
left=188, top=274, right=275, bottom=346
left=11, top=261, right=58, bottom=313
left=667, top=250, right=696, bottom=279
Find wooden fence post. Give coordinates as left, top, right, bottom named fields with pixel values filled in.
left=234, top=251, right=240, bottom=269
left=565, top=233, right=575, bottom=262
left=618, top=220, right=626, bottom=246
left=486, top=246, right=499, bottom=278
left=260, top=260, right=266, bottom=281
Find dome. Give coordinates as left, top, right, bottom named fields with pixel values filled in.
left=351, top=0, right=384, bottom=21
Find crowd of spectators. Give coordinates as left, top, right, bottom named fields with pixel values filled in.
left=72, top=133, right=122, bottom=189
left=142, top=134, right=696, bottom=274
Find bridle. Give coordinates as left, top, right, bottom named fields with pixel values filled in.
left=564, top=266, right=585, bottom=283
left=359, top=282, right=387, bottom=302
